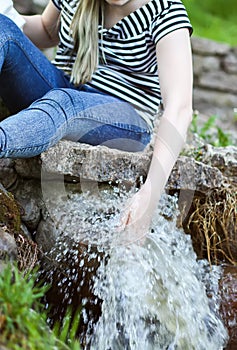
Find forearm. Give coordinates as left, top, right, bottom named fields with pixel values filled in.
left=118, top=28, right=193, bottom=233
left=145, top=106, right=192, bottom=210
left=22, top=1, right=60, bottom=49
left=144, top=28, right=193, bottom=209
left=22, top=14, right=59, bottom=48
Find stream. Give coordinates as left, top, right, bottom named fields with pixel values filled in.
left=38, top=184, right=229, bottom=349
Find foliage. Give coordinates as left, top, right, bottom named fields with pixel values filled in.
left=190, top=112, right=233, bottom=147
left=182, top=0, right=237, bottom=46
left=186, top=0, right=236, bottom=20
left=234, top=108, right=237, bottom=122
left=180, top=187, right=237, bottom=265
left=53, top=307, right=81, bottom=350
left=0, top=264, right=80, bottom=350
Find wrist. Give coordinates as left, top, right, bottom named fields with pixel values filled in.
left=143, top=172, right=163, bottom=213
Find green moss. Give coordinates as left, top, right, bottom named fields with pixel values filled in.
left=0, top=187, right=22, bottom=234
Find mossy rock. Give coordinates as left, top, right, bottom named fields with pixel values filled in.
left=0, top=183, right=40, bottom=272
left=0, top=183, right=21, bottom=234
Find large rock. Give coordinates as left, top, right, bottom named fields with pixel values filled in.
left=193, top=54, right=220, bottom=76
left=167, top=156, right=225, bottom=192
left=14, top=157, right=42, bottom=179
left=198, top=71, right=237, bottom=94
left=223, top=52, right=237, bottom=74
left=191, top=37, right=230, bottom=56
left=191, top=36, right=237, bottom=118
left=40, top=140, right=153, bottom=184
left=0, top=159, right=18, bottom=190
left=32, top=140, right=230, bottom=253
left=193, top=87, right=237, bottom=109
left=38, top=140, right=227, bottom=193
left=12, top=179, right=43, bottom=232
left=200, top=145, right=237, bottom=184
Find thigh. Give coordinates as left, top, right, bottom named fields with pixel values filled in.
left=0, top=14, right=73, bottom=113
left=0, top=87, right=151, bottom=158
left=61, top=87, right=152, bottom=152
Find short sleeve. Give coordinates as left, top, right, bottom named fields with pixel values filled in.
left=151, top=1, right=193, bottom=45
left=51, top=0, right=62, bottom=11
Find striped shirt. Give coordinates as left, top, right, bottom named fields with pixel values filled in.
left=52, top=0, right=192, bottom=127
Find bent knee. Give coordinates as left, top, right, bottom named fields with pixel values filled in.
left=0, top=14, right=26, bottom=47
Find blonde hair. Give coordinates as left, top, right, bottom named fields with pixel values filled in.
left=70, top=0, right=104, bottom=85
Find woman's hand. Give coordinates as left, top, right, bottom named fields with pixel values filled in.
left=118, top=181, right=155, bottom=246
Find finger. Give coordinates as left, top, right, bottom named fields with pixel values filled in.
left=125, top=211, right=131, bottom=226
left=115, top=211, right=130, bottom=232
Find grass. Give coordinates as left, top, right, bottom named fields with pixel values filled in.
left=190, top=112, right=234, bottom=147
left=179, top=187, right=237, bottom=265
left=182, top=0, right=237, bottom=46
left=0, top=264, right=81, bottom=350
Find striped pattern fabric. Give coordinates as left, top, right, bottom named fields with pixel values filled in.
left=52, top=0, right=192, bottom=125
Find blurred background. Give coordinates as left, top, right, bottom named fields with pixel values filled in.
left=13, top=0, right=237, bottom=47
left=13, top=0, right=47, bottom=15
left=183, top=0, right=237, bottom=46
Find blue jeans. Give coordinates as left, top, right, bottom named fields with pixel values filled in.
left=0, top=14, right=151, bottom=158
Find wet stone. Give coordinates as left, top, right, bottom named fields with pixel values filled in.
left=0, top=159, right=18, bottom=190
left=0, top=226, right=17, bottom=261
left=0, top=226, right=18, bottom=273
left=11, top=179, right=43, bottom=232
left=40, top=140, right=152, bottom=184
left=219, top=265, right=237, bottom=349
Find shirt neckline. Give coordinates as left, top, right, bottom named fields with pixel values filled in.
left=103, top=0, right=155, bottom=32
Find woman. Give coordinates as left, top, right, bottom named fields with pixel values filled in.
left=0, top=0, right=193, bottom=240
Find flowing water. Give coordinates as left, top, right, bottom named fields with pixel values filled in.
left=39, top=183, right=229, bottom=349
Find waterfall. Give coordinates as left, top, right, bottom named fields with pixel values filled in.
left=39, top=186, right=228, bottom=349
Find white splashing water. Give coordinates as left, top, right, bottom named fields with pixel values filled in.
left=41, top=184, right=228, bottom=349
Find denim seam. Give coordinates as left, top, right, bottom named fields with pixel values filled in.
left=58, top=88, right=85, bottom=115
left=4, top=142, right=53, bottom=155
left=81, top=104, right=150, bottom=133
left=71, top=114, right=150, bottom=134
left=30, top=97, right=71, bottom=124
left=0, top=127, right=7, bottom=150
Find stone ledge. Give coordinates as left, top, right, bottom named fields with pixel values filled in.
left=1, top=139, right=234, bottom=241
left=40, top=140, right=153, bottom=183
left=14, top=140, right=228, bottom=193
